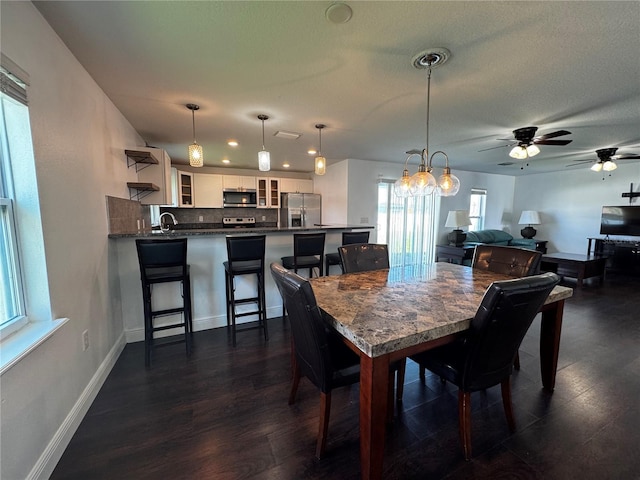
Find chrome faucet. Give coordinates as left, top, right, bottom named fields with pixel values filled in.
left=159, top=212, right=178, bottom=233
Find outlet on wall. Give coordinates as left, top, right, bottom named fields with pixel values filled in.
left=82, top=330, right=89, bottom=351
left=198, top=215, right=204, bottom=222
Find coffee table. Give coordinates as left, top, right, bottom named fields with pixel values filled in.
left=541, top=252, right=607, bottom=287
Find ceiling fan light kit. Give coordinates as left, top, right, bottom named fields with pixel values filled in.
left=396, top=48, right=460, bottom=198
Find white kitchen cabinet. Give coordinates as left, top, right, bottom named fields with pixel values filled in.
left=279, top=178, right=313, bottom=194
left=257, top=177, right=280, bottom=208
left=194, top=173, right=224, bottom=208
left=128, top=147, right=175, bottom=206
left=222, top=175, right=256, bottom=190
left=177, top=171, right=194, bottom=207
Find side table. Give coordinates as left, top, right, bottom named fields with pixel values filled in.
left=435, top=244, right=475, bottom=265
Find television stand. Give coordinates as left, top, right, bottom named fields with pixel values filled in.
left=587, top=237, right=640, bottom=276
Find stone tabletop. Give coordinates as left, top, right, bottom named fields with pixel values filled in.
left=310, top=263, right=573, bottom=358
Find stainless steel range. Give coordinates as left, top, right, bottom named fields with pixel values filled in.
left=222, top=217, right=256, bottom=228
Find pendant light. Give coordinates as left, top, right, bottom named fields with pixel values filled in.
left=315, top=124, right=326, bottom=176
left=395, top=48, right=460, bottom=197
left=257, top=114, right=270, bottom=172
left=186, top=104, right=203, bottom=167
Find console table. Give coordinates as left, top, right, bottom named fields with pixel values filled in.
left=587, top=237, right=640, bottom=276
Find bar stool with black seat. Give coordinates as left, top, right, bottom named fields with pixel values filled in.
left=136, top=238, right=192, bottom=367
left=325, top=230, right=370, bottom=275
left=224, top=234, right=268, bottom=347
left=281, top=232, right=326, bottom=318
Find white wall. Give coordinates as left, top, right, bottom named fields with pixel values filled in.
left=313, top=159, right=349, bottom=224
left=513, top=162, right=640, bottom=253
left=1, top=3, right=143, bottom=479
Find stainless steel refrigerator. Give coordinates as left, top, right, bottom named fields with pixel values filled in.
left=280, top=193, right=321, bottom=227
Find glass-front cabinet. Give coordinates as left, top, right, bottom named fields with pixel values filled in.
left=177, top=171, right=194, bottom=207
left=257, top=177, right=280, bottom=208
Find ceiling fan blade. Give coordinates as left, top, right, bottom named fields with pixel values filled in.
left=614, top=154, right=640, bottom=160
left=534, top=139, right=573, bottom=146
left=536, top=129, right=572, bottom=140
left=478, top=143, right=514, bottom=152
left=566, top=160, right=593, bottom=166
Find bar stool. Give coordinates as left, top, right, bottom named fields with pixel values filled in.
left=135, top=238, right=192, bottom=367
left=325, top=230, right=370, bottom=275
left=224, top=235, right=268, bottom=346
left=281, top=232, right=326, bottom=318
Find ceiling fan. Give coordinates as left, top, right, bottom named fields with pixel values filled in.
left=567, top=147, right=640, bottom=172
left=480, top=126, right=573, bottom=159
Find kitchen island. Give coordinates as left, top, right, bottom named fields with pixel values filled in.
left=109, top=225, right=373, bottom=345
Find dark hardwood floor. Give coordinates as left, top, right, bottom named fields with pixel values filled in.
left=51, top=273, right=640, bottom=480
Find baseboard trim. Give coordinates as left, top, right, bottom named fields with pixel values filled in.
left=27, top=332, right=127, bottom=480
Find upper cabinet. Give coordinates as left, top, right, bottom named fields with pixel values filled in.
left=223, top=175, right=256, bottom=191
left=257, top=177, right=280, bottom=208
left=127, top=147, right=175, bottom=206
left=176, top=170, right=194, bottom=208
left=194, top=173, right=223, bottom=208
left=280, top=178, right=313, bottom=194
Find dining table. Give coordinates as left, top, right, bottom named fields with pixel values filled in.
left=309, top=262, right=574, bottom=480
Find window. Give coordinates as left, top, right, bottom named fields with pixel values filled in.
left=377, top=180, right=439, bottom=266
left=0, top=59, right=28, bottom=334
left=469, top=188, right=486, bottom=231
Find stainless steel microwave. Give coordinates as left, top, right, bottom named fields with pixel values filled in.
left=223, top=189, right=257, bottom=208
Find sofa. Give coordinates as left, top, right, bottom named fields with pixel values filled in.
left=463, top=229, right=537, bottom=250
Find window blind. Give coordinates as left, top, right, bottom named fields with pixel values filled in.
left=0, top=54, right=29, bottom=106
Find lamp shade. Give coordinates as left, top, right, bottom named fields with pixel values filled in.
left=445, top=210, right=472, bottom=228
left=518, top=210, right=541, bottom=225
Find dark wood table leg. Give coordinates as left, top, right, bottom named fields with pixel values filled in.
left=539, top=299, right=565, bottom=392
left=359, top=353, right=389, bottom=480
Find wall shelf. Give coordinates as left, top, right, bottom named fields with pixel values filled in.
left=127, top=182, right=159, bottom=201
left=125, top=149, right=159, bottom=172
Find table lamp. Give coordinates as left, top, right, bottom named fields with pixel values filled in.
left=445, top=210, right=472, bottom=246
left=518, top=210, right=541, bottom=239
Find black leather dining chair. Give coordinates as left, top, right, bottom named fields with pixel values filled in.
left=325, top=231, right=370, bottom=275
left=135, top=238, right=192, bottom=367
left=410, top=272, right=560, bottom=460
left=471, top=244, right=542, bottom=370
left=270, top=262, right=361, bottom=459
left=338, top=243, right=390, bottom=274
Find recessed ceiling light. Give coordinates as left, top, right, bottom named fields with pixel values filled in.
left=282, top=163, right=290, bottom=168
left=274, top=130, right=302, bottom=140
left=227, top=140, right=238, bottom=147
left=308, top=149, right=317, bottom=155
left=222, top=159, right=230, bottom=164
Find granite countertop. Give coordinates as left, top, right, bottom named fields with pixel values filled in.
left=108, top=224, right=374, bottom=238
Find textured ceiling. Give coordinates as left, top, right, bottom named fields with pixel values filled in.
left=33, top=1, right=640, bottom=176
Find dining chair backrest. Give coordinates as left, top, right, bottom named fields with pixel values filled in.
left=472, top=245, right=541, bottom=277
left=463, top=272, right=560, bottom=391
left=136, top=238, right=188, bottom=283
left=338, top=243, right=390, bottom=273
left=270, top=262, right=333, bottom=393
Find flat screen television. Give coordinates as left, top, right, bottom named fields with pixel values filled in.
left=600, top=205, right=640, bottom=236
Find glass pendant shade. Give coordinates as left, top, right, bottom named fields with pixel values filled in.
left=591, top=162, right=603, bottom=172
left=189, top=143, right=204, bottom=167
left=526, top=144, right=540, bottom=157
left=509, top=145, right=528, bottom=159
left=437, top=168, right=460, bottom=196
left=394, top=169, right=412, bottom=198
left=186, top=103, right=203, bottom=167
left=315, top=156, right=326, bottom=175
left=409, top=169, right=436, bottom=196
left=257, top=114, right=271, bottom=172
left=602, top=160, right=617, bottom=171
left=258, top=150, right=270, bottom=171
